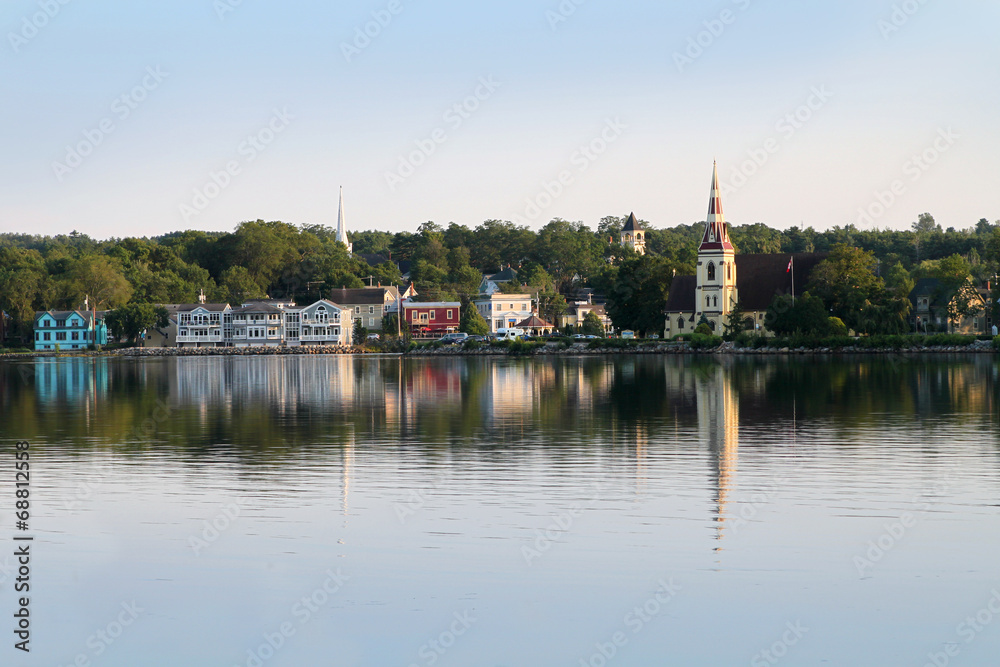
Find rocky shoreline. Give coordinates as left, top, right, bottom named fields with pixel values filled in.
left=1, top=339, right=996, bottom=360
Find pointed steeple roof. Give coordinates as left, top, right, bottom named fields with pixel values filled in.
left=336, top=186, right=352, bottom=252
left=699, top=162, right=734, bottom=252
left=622, top=212, right=640, bottom=232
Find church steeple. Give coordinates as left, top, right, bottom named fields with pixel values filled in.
left=699, top=162, right=734, bottom=252
left=620, top=212, right=646, bottom=255
left=336, top=186, right=352, bottom=254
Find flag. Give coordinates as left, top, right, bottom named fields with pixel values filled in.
left=786, top=258, right=793, bottom=273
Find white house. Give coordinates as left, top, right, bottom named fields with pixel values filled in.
left=473, top=293, right=534, bottom=333
left=175, top=304, right=231, bottom=348
left=231, top=303, right=286, bottom=347
left=293, top=300, right=352, bottom=346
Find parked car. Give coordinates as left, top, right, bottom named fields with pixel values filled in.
left=366, top=333, right=380, bottom=341
left=465, top=335, right=486, bottom=343
left=495, top=328, right=525, bottom=341
left=647, top=334, right=660, bottom=340
left=621, top=330, right=635, bottom=339
left=438, top=332, right=469, bottom=344
left=572, top=333, right=587, bottom=340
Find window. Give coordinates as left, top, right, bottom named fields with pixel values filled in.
left=706, top=296, right=711, bottom=307
left=707, top=262, right=716, bottom=281
left=727, top=263, right=732, bottom=280
left=744, top=317, right=755, bottom=331
left=713, top=296, right=718, bottom=308
left=677, top=317, right=685, bottom=330
left=56, top=332, right=67, bottom=341
left=34, top=333, right=39, bottom=341
left=369, top=306, right=375, bottom=314
left=368, top=318, right=375, bottom=327
left=355, top=306, right=360, bottom=314
left=430, top=311, right=436, bottom=320
left=44, top=332, right=51, bottom=341
left=72, top=332, right=79, bottom=340
left=446, top=310, right=453, bottom=319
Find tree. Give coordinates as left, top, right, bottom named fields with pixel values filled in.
left=218, top=266, right=264, bottom=305
left=105, top=303, right=169, bottom=345
left=807, top=244, right=884, bottom=332
left=352, top=319, right=367, bottom=344
left=70, top=255, right=133, bottom=309
left=536, top=291, right=567, bottom=325
left=381, top=313, right=400, bottom=337
left=581, top=311, right=604, bottom=336
left=722, top=301, right=748, bottom=341
left=912, top=212, right=940, bottom=234
left=460, top=304, right=489, bottom=335
left=606, top=255, right=674, bottom=336
left=765, top=292, right=830, bottom=336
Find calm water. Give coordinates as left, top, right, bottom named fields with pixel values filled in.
left=1, top=354, right=999, bottom=666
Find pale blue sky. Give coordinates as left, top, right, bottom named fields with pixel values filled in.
left=1, top=0, right=998, bottom=238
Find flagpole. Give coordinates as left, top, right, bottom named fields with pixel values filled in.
left=791, top=256, right=795, bottom=304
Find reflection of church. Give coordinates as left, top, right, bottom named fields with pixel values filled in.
left=664, top=163, right=827, bottom=336
left=694, top=362, right=739, bottom=545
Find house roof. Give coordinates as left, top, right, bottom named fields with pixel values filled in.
left=664, top=276, right=697, bottom=313
left=404, top=302, right=461, bottom=308
left=328, top=287, right=399, bottom=305
left=166, top=303, right=231, bottom=313
left=571, top=303, right=606, bottom=317
left=486, top=266, right=518, bottom=283
left=34, top=310, right=103, bottom=324
left=231, top=303, right=285, bottom=315
left=622, top=212, right=640, bottom=232
left=357, top=253, right=389, bottom=267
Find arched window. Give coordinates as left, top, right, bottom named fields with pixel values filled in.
left=727, top=263, right=732, bottom=280
left=707, top=262, right=716, bottom=281
left=677, top=317, right=685, bottom=330
left=743, top=317, right=755, bottom=331
left=712, top=296, right=718, bottom=308
left=705, top=296, right=711, bottom=307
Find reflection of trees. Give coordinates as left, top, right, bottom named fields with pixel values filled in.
left=0, top=355, right=997, bottom=463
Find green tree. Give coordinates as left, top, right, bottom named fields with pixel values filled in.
left=807, top=244, right=884, bottom=332
left=460, top=304, right=489, bottom=335
left=722, top=301, right=749, bottom=341
left=352, top=319, right=367, bottom=344
left=765, top=292, right=830, bottom=336
left=607, top=255, right=674, bottom=336
left=70, top=255, right=133, bottom=309
left=581, top=311, right=604, bottom=336
left=218, top=266, right=264, bottom=305
left=105, top=303, right=169, bottom=345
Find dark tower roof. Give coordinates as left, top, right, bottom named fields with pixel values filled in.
left=622, top=212, right=641, bottom=232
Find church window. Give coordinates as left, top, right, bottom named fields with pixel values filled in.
left=713, top=296, right=718, bottom=308
left=744, top=317, right=755, bottom=331
left=677, top=317, right=685, bottom=330
left=727, top=263, right=732, bottom=280
left=707, top=262, right=716, bottom=281
left=705, top=296, right=711, bottom=307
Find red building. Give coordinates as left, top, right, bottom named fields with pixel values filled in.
left=404, top=302, right=461, bottom=336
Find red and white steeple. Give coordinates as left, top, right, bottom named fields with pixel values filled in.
left=699, top=162, right=734, bottom=252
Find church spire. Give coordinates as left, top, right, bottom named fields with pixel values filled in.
left=336, top=186, right=352, bottom=254
left=700, top=162, right=733, bottom=252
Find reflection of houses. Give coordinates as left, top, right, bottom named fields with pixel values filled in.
left=664, top=163, right=827, bottom=337
left=473, top=293, right=534, bottom=333
left=33, top=309, right=108, bottom=351
left=909, top=278, right=988, bottom=334
left=33, top=358, right=110, bottom=406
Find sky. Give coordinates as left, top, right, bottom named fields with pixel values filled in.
left=1, top=0, right=998, bottom=239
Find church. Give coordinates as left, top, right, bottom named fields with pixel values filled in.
left=662, top=163, right=827, bottom=336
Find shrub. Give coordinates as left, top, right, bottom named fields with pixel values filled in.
left=924, top=334, right=976, bottom=347
left=994, top=336, right=1000, bottom=351
left=694, top=323, right=712, bottom=336
left=689, top=333, right=723, bottom=349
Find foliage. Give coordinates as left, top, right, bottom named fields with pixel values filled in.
left=460, top=304, right=489, bottom=335
left=828, top=317, right=848, bottom=336
left=765, top=292, right=830, bottom=336
left=606, top=254, right=674, bottom=336
left=581, top=311, right=604, bottom=336
left=689, top=333, right=723, bottom=349
left=694, top=323, right=712, bottom=336
left=105, top=303, right=170, bottom=345
left=722, top=301, right=748, bottom=341
left=352, top=319, right=367, bottom=345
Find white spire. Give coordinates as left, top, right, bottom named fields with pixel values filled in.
left=336, top=186, right=352, bottom=253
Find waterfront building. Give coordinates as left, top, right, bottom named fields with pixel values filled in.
left=327, top=286, right=401, bottom=332
left=472, top=293, right=534, bottom=333
left=33, top=309, right=108, bottom=351
left=403, top=302, right=461, bottom=336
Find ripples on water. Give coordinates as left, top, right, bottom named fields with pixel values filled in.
left=1, top=355, right=998, bottom=666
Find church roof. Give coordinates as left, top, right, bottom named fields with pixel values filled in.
left=734, top=253, right=828, bottom=311
left=664, top=276, right=697, bottom=313
left=622, top=212, right=640, bottom=232
left=699, top=162, right=735, bottom=252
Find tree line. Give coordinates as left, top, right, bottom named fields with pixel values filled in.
left=2, top=212, right=999, bottom=345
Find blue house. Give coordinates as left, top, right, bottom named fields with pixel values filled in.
left=33, top=310, right=109, bottom=351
